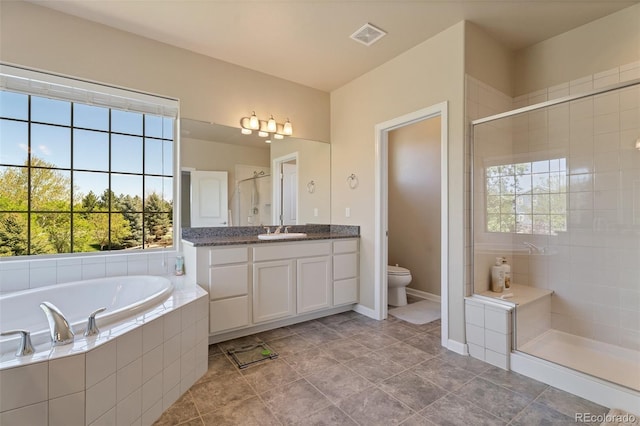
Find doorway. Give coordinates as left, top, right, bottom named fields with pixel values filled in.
left=374, top=102, right=449, bottom=348
left=273, top=153, right=299, bottom=226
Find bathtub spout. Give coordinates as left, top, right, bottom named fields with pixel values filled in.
left=39, top=302, right=74, bottom=346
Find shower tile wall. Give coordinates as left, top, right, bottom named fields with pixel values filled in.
left=468, top=61, right=640, bottom=352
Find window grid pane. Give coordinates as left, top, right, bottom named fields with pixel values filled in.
left=0, top=89, right=174, bottom=256
left=485, top=158, right=567, bottom=235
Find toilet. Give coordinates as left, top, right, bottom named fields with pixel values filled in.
left=387, top=264, right=412, bottom=306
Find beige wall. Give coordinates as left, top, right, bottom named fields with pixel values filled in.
left=465, top=22, right=515, bottom=97
left=0, top=1, right=330, bottom=142
left=331, top=21, right=466, bottom=343
left=388, top=117, right=441, bottom=296
left=514, top=3, right=640, bottom=96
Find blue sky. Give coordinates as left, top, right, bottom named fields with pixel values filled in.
left=0, top=91, right=174, bottom=204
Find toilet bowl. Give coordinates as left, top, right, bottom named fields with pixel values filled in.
left=388, top=265, right=412, bottom=307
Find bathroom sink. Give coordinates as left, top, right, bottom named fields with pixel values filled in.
left=257, top=232, right=307, bottom=240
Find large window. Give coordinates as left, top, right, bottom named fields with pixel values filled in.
left=485, top=158, right=567, bottom=235
left=0, top=88, right=175, bottom=256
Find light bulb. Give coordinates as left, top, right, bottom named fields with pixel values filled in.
left=249, top=111, right=259, bottom=130
left=283, top=119, right=293, bottom=136
left=636, top=137, right=640, bottom=150
left=273, top=133, right=284, bottom=140
left=258, top=131, right=269, bottom=138
left=241, top=128, right=252, bottom=135
left=265, top=139, right=271, bottom=144
left=267, top=115, right=277, bottom=132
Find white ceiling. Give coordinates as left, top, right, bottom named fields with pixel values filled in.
left=29, top=0, right=639, bottom=92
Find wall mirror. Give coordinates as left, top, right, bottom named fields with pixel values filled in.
left=180, top=118, right=331, bottom=227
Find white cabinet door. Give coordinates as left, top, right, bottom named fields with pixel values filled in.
left=253, top=260, right=295, bottom=323
left=191, top=170, right=229, bottom=227
left=297, top=256, right=331, bottom=314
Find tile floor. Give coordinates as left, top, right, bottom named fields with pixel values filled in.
left=154, top=310, right=609, bottom=425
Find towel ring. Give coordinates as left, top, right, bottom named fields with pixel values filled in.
left=347, top=173, right=358, bottom=189
left=307, top=180, right=315, bottom=193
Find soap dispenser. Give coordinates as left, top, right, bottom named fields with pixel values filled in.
left=491, top=257, right=505, bottom=293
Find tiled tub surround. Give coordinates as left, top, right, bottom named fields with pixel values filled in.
left=0, top=251, right=181, bottom=294
left=181, top=224, right=360, bottom=246
left=0, top=277, right=208, bottom=426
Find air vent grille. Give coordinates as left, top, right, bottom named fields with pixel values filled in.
left=350, top=23, right=387, bottom=47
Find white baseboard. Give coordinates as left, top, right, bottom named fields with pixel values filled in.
left=511, top=351, right=640, bottom=416
left=447, top=339, right=469, bottom=355
left=353, top=303, right=378, bottom=320
left=406, top=288, right=441, bottom=303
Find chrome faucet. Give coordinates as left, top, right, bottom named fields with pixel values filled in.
left=1, top=330, right=35, bottom=357
left=523, top=241, right=544, bottom=254
left=274, top=226, right=283, bottom=234
left=84, top=307, right=106, bottom=337
left=40, top=302, right=75, bottom=346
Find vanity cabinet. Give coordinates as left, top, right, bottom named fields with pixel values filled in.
left=333, top=239, right=359, bottom=305
left=202, top=247, right=251, bottom=334
left=183, top=237, right=358, bottom=340
left=253, top=260, right=295, bottom=322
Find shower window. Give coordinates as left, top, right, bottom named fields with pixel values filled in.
left=485, top=157, right=567, bottom=235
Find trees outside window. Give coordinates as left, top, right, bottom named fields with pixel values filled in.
left=0, top=90, right=174, bottom=256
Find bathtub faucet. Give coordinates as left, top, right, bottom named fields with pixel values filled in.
left=39, top=302, right=75, bottom=346
left=523, top=241, right=544, bottom=254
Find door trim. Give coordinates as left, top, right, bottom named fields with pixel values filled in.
left=374, top=101, right=449, bottom=349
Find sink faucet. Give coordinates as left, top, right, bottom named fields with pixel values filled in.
left=274, top=226, right=283, bottom=234
left=40, top=302, right=74, bottom=346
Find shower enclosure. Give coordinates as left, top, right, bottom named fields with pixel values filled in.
left=233, top=171, right=272, bottom=226
left=470, top=79, right=640, bottom=396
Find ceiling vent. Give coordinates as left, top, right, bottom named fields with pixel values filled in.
left=350, top=23, right=387, bottom=47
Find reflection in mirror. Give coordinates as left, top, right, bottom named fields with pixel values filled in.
left=180, top=118, right=330, bottom=227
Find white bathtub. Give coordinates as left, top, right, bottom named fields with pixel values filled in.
left=0, top=275, right=208, bottom=426
left=0, top=275, right=173, bottom=354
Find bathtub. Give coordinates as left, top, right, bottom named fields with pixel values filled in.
left=0, top=275, right=173, bottom=353
left=0, top=275, right=208, bottom=426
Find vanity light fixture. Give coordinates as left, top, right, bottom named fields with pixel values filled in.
left=267, top=115, right=277, bottom=132
left=283, top=118, right=293, bottom=136
left=239, top=112, right=293, bottom=140
left=248, top=111, right=259, bottom=130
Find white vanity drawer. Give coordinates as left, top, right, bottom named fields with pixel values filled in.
left=333, top=239, right=358, bottom=254
left=209, top=296, right=250, bottom=333
left=333, top=253, right=358, bottom=280
left=334, top=278, right=358, bottom=305
left=253, top=241, right=331, bottom=261
left=209, top=264, right=249, bottom=299
left=209, top=247, right=249, bottom=265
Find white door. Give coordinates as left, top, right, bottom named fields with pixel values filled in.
left=190, top=171, right=229, bottom=227
left=297, top=256, right=331, bottom=314
left=253, top=260, right=295, bottom=323
left=282, top=162, right=297, bottom=225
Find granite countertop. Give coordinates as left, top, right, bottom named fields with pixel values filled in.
left=181, top=224, right=359, bottom=247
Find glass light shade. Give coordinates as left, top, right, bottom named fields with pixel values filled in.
left=283, top=119, right=293, bottom=136
left=265, top=139, right=271, bottom=144
left=267, top=115, right=277, bottom=132
left=249, top=112, right=259, bottom=130
left=273, top=133, right=284, bottom=140
left=258, top=131, right=269, bottom=137
left=241, top=128, right=252, bottom=135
